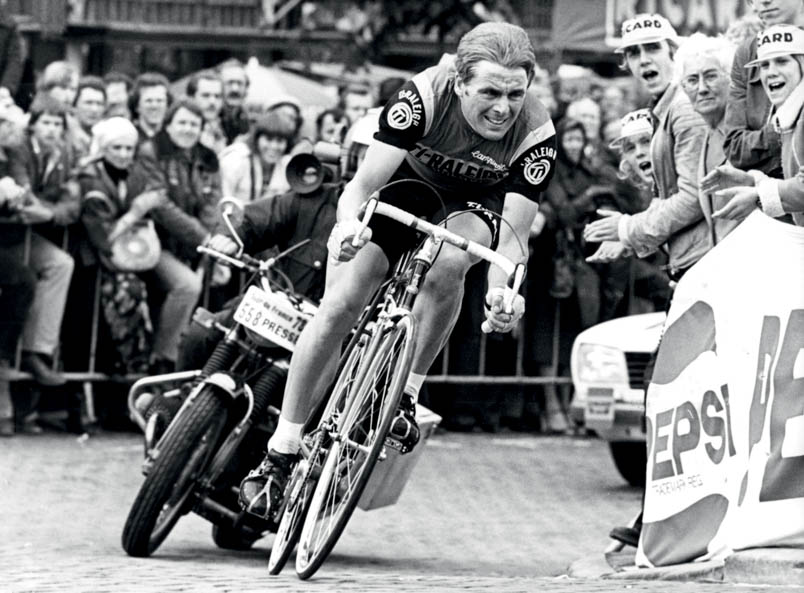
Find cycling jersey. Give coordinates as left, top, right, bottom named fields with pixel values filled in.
left=375, top=62, right=557, bottom=202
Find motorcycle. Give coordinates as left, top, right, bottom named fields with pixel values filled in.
left=121, top=198, right=317, bottom=557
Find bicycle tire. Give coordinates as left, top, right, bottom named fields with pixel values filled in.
left=121, top=386, right=228, bottom=557
left=295, top=314, right=416, bottom=579
left=268, top=332, right=368, bottom=574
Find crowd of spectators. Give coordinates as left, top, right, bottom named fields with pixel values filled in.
left=2, top=5, right=791, bottom=440
left=0, top=42, right=671, bottom=438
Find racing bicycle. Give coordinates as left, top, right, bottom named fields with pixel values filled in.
left=267, top=197, right=526, bottom=579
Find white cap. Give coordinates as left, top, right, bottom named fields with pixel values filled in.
left=615, top=13, right=679, bottom=53
left=745, top=25, right=804, bottom=68
left=608, top=108, right=653, bottom=149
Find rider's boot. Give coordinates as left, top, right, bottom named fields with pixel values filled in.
left=387, top=393, right=420, bottom=454
left=239, top=449, right=297, bottom=519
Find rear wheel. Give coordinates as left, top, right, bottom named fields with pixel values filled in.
left=609, top=441, right=647, bottom=487
left=122, top=386, right=228, bottom=557
left=295, top=315, right=415, bottom=579
left=268, top=334, right=367, bottom=574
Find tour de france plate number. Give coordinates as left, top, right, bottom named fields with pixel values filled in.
left=234, top=285, right=311, bottom=352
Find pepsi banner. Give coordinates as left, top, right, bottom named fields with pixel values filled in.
left=637, top=212, right=804, bottom=567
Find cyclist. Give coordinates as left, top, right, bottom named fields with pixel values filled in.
left=239, top=21, right=558, bottom=519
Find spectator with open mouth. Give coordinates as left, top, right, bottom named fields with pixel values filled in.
left=582, top=14, right=708, bottom=549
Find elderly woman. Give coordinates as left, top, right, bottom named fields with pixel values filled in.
left=79, top=117, right=166, bottom=373
left=219, top=111, right=295, bottom=202
left=705, top=25, right=804, bottom=226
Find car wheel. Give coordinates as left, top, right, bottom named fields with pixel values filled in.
left=609, top=441, right=647, bottom=487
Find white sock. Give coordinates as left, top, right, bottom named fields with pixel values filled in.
left=267, top=416, right=304, bottom=455
left=404, top=372, right=426, bottom=404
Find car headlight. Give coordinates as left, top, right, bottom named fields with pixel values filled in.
left=574, top=343, right=628, bottom=384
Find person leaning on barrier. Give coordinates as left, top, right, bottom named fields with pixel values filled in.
left=703, top=24, right=804, bottom=226
left=0, top=172, right=36, bottom=436
left=238, top=21, right=558, bottom=520
left=135, top=97, right=222, bottom=374
left=723, top=0, right=804, bottom=177
left=138, top=131, right=352, bottom=442
left=5, top=93, right=80, bottom=388
left=78, top=117, right=169, bottom=375
left=585, top=31, right=743, bottom=548
left=583, top=14, right=708, bottom=283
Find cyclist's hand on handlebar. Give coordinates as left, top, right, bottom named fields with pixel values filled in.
left=206, top=233, right=239, bottom=255
left=327, top=219, right=372, bottom=263
left=482, top=286, right=525, bottom=334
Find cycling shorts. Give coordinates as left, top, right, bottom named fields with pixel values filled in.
left=368, top=161, right=504, bottom=266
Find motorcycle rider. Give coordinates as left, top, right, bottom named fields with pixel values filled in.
left=136, top=121, right=375, bottom=443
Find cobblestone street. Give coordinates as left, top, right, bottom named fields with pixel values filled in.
left=2, top=430, right=802, bottom=592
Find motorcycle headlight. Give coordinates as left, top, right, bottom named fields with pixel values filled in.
left=574, top=343, right=628, bottom=384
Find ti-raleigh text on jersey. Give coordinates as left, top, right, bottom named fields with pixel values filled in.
left=375, top=63, right=558, bottom=200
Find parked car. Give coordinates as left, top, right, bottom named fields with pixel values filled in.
left=569, top=312, right=665, bottom=486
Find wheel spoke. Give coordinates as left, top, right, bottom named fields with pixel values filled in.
left=296, top=316, right=415, bottom=579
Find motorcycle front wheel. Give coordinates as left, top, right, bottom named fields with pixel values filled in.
left=122, top=386, right=228, bottom=557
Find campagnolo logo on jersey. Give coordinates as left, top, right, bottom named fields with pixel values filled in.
left=523, top=146, right=555, bottom=185
left=387, top=90, right=422, bottom=130
left=471, top=150, right=505, bottom=171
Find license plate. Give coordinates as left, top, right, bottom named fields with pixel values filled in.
left=586, top=387, right=615, bottom=429
left=233, top=285, right=312, bottom=352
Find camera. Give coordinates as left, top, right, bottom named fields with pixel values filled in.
left=286, top=140, right=341, bottom=194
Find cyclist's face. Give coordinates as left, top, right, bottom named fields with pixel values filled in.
left=455, top=60, right=529, bottom=141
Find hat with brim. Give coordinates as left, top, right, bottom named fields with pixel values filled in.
left=745, top=25, right=804, bottom=68
left=615, top=13, right=679, bottom=53
left=608, top=108, right=653, bottom=149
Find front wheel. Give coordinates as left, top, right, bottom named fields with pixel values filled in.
left=122, top=386, right=228, bottom=557
left=268, top=331, right=367, bottom=574
left=295, top=315, right=416, bottom=579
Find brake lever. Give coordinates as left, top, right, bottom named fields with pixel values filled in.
left=503, top=263, right=526, bottom=314
left=352, top=194, right=379, bottom=247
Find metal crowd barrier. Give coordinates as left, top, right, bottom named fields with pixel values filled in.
left=6, top=224, right=578, bottom=389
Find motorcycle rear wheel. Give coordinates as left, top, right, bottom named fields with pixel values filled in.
left=122, top=386, right=228, bottom=557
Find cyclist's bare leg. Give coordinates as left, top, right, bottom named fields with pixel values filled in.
left=409, top=212, right=492, bottom=374
left=280, top=243, right=389, bottom=424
